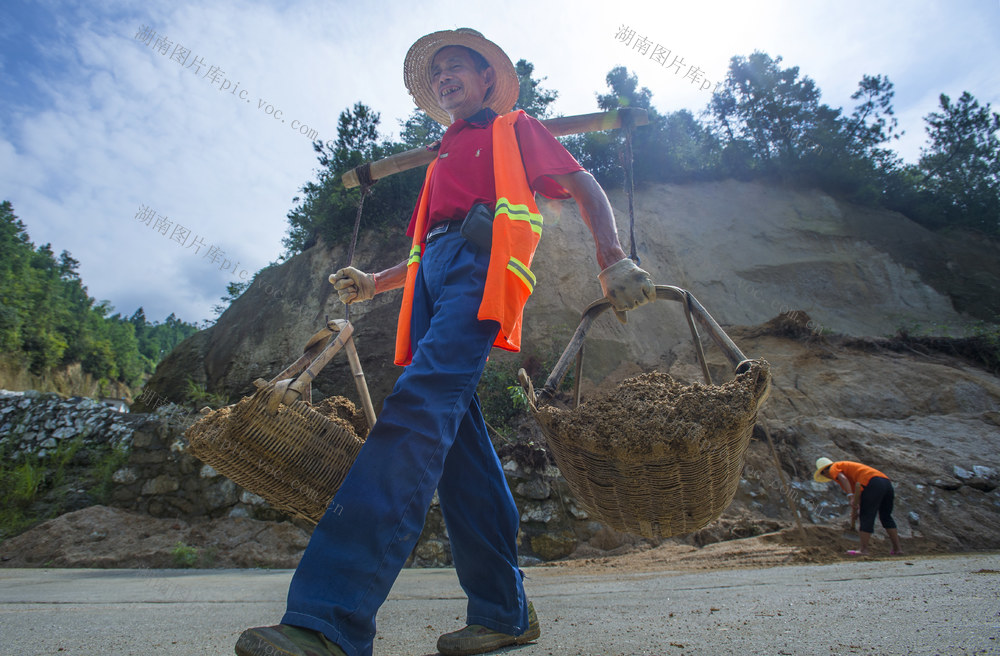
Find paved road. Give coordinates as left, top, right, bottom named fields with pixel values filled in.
left=1, top=554, right=998, bottom=655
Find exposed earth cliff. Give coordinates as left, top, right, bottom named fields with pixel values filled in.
left=138, top=179, right=998, bottom=410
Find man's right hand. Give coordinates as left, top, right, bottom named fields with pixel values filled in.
left=330, top=267, right=376, bottom=304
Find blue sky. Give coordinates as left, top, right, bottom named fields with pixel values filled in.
left=2, top=0, right=998, bottom=324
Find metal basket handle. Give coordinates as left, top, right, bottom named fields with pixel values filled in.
left=531, top=285, right=756, bottom=408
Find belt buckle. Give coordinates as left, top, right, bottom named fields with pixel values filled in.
left=426, top=222, right=450, bottom=242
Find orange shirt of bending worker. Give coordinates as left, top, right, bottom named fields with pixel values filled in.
left=828, top=461, right=889, bottom=490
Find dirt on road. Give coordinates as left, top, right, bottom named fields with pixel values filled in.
left=551, top=523, right=955, bottom=575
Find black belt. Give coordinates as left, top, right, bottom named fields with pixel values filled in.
left=426, top=220, right=462, bottom=243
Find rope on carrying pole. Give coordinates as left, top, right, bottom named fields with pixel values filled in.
left=344, top=163, right=375, bottom=322
left=620, top=109, right=639, bottom=265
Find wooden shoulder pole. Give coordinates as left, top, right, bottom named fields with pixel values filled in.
left=342, top=108, right=649, bottom=189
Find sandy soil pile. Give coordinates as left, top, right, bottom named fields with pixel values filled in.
left=535, top=362, right=769, bottom=461
left=312, top=395, right=370, bottom=438
left=187, top=391, right=367, bottom=447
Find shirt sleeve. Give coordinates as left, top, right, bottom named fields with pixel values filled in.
left=829, top=463, right=850, bottom=487
left=514, top=114, right=585, bottom=199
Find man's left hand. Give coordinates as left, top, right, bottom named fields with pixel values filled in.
left=598, top=257, right=655, bottom=323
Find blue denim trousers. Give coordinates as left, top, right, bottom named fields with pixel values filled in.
left=282, top=231, right=529, bottom=656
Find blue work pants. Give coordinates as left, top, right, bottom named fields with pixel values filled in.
left=282, top=231, right=528, bottom=656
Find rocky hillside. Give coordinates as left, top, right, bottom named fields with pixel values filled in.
left=139, top=179, right=998, bottom=410
left=715, top=314, right=1000, bottom=551
left=3, top=315, right=997, bottom=568
left=3, top=179, right=998, bottom=570
left=58, top=178, right=992, bottom=565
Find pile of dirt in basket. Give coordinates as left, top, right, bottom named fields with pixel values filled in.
left=187, top=392, right=368, bottom=446
left=535, top=361, right=769, bottom=461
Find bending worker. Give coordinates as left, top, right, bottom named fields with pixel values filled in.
left=813, top=457, right=903, bottom=556
left=236, top=28, right=655, bottom=656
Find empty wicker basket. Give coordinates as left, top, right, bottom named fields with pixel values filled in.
left=520, top=286, right=771, bottom=538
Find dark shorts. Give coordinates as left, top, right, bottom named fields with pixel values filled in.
left=859, top=476, right=897, bottom=533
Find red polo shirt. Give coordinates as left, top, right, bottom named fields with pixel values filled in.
left=405, top=108, right=584, bottom=239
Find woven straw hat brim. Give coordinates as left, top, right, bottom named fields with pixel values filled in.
left=404, top=28, right=518, bottom=126
left=813, top=457, right=834, bottom=482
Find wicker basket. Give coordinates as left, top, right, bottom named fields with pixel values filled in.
left=185, top=320, right=375, bottom=524
left=520, top=286, right=771, bottom=538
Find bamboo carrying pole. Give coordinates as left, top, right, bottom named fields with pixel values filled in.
left=342, top=108, right=649, bottom=189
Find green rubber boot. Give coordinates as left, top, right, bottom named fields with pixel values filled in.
left=235, top=623, right=347, bottom=656
left=437, top=602, right=540, bottom=656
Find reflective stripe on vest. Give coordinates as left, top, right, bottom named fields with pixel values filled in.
left=506, top=256, right=535, bottom=293
left=494, top=197, right=543, bottom=235
left=407, top=244, right=421, bottom=266
left=393, top=110, right=543, bottom=366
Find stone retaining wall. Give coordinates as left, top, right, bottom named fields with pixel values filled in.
left=0, top=391, right=607, bottom=565
left=0, top=389, right=134, bottom=459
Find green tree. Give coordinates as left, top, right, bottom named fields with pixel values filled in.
left=283, top=103, right=427, bottom=259
left=283, top=103, right=386, bottom=256
left=655, top=110, right=722, bottom=182
left=709, top=51, right=829, bottom=177
left=563, top=66, right=657, bottom=184
left=514, top=59, right=558, bottom=119
left=0, top=201, right=199, bottom=387
left=596, top=66, right=654, bottom=112
left=842, top=74, right=902, bottom=164
left=141, top=312, right=198, bottom=364
left=212, top=280, right=251, bottom=317
left=806, top=75, right=904, bottom=202
left=564, top=67, right=722, bottom=187
left=398, top=109, right=444, bottom=148
left=915, top=92, right=1000, bottom=234
left=0, top=201, right=30, bottom=351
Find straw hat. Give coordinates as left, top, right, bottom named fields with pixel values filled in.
left=813, top=457, right=834, bottom=482
left=404, top=28, right=519, bottom=126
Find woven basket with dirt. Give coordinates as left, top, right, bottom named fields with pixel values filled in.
left=534, top=360, right=770, bottom=539
left=185, top=320, right=377, bottom=524
left=186, top=385, right=367, bottom=524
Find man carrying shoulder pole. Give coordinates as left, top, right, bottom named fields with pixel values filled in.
left=236, top=28, right=655, bottom=656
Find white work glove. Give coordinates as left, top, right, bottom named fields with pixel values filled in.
left=330, top=267, right=376, bottom=305
left=598, top=257, right=655, bottom=324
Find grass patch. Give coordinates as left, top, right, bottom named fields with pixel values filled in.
left=0, top=434, right=132, bottom=539
left=0, top=445, right=44, bottom=538
left=184, top=378, right=228, bottom=410
left=853, top=321, right=1000, bottom=374
left=477, top=352, right=574, bottom=442
left=171, top=542, right=199, bottom=568
left=89, top=442, right=131, bottom=504
left=10, top=459, right=44, bottom=506
left=51, top=435, right=85, bottom=488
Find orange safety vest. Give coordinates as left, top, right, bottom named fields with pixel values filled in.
left=394, top=110, right=544, bottom=366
